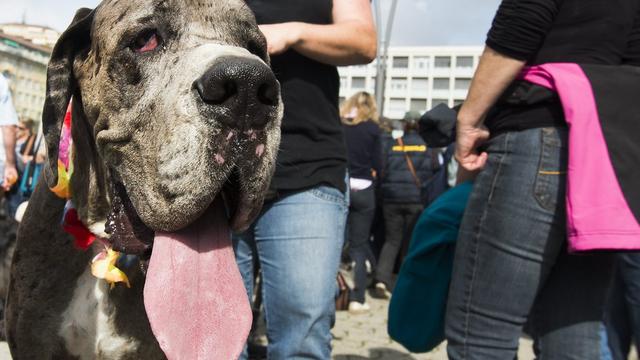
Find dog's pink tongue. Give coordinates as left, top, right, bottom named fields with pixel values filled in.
left=144, top=200, right=252, bottom=360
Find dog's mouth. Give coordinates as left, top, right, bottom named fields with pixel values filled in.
left=104, top=168, right=252, bottom=359
left=104, top=168, right=243, bottom=263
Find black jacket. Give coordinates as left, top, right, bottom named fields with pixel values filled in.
left=380, top=131, right=440, bottom=204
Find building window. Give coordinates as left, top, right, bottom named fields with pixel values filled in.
left=412, top=56, right=430, bottom=70
left=455, top=78, right=472, bottom=91
left=352, top=77, right=366, bottom=89
left=392, top=56, right=409, bottom=69
left=389, top=98, right=406, bottom=113
left=410, top=99, right=427, bottom=112
left=433, top=78, right=450, bottom=90
left=453, top=99, right=465, bottom=106
left=432, top=98, right=449, bottom=107
left=456, top=56, right=474, bottom=69
left=434, top=56, right=451, bottom=68
left=410, top=78, right=429, bottom=95
left=390, top=77, right=408, bottom=92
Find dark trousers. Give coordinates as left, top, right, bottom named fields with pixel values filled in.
left=605, top=253, right=640, bottom=360
left=346, top=186, right=376, bottom=303
left=375, top=202, right=423, bottom=287
left=445, top=127, right=613, bottom=359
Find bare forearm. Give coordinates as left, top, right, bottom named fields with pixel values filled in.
left=2, top=126, right=16, bottom=167
left=290, top=21, right=376, bottom=66
left=258, top=0, right=376, bottom=66
left=458, top=46, right=526, bottom=127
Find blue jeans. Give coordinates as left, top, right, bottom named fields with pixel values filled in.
left=604, top=253, right=640, bottom=359
left=445, top=127, right=614, bottom=359
left=233, top=184, right=348, bottom=359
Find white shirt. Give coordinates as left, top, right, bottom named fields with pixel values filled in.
left=0, top=74, right=19, bottom=173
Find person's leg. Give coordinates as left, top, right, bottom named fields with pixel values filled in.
left=397, top=203, right=423, bottom=265
left=232, top=225, right=257, bottom=360
left=253, top=185, right=347, bottom=359
left=619, top=253, right=640, bottom=352
left=370, top=193, right=385, bottom=259
left=600, top=323, right=614, bottom=360
left=446, top=127, right=606, bottom=359
left=605, top=259, right=632, bottom=360
left=375, top=203, right=404, bottom=288
left=528, top=247, right=614, bottom=359
left=346, top=187, right=376, bottom=304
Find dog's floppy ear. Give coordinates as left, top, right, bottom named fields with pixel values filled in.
left=42, top=8, right=95, bottom=188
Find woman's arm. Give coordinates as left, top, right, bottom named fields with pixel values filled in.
left=2, top=125, right=17, bottom=190
left=455, top=47, right=525, bottom=172
left=455, top=0, right=562, bottom=172
left=258, top=0, right=377, bottom=66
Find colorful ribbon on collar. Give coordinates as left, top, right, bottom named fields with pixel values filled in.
left=91, top=247, right=131, bottom=289
left=50, top=103, right=74, bottom=199
left=62, top=201, right=96, bottom=250
left=54, top=101, right=130, bottom=288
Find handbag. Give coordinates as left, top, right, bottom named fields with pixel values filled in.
left=388, top=181, right=473, bottom=353
left=335, top=270, right=351, bottom=311
left=18, top=134, right=44, bottom=198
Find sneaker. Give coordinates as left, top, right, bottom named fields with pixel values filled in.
left=348, top=301, right=370, bottom=314
left=374, top=282, right=391, bottom=299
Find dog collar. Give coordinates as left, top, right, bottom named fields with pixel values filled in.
left=54, top=102, right=130, bottom=288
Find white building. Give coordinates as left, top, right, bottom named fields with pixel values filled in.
left=339, top=46, right=483, bottom=119
left=0, top=24, right=59, bottom=49
left=0, top=30, right=54, bottom=122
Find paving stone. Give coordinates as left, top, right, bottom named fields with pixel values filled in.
left=331, top=294, right=537, bottom=360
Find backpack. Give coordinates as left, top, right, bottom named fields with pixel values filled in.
left=388, top=181, right=473, bottom=352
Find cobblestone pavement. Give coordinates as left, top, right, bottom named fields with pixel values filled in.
left=332, top=293, right=535, bottom=360
left=1, top=302, right=635, bottom=360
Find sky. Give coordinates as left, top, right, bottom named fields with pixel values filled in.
left=0, top=0, right=501, bottom=46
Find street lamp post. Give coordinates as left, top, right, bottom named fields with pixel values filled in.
left=374, top=0, right=399, bottom=118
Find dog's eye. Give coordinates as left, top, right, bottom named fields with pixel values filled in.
left=132, top=30, right=160, bottom=53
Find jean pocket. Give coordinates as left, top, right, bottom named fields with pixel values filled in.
left=533, top=127, right=568, bottom=211
left=309, top=185, right=347, bottom=206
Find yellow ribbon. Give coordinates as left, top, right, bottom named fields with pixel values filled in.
left=91, top=247, right=131, bottom=289
left=51, top=159, right=73, bottom=199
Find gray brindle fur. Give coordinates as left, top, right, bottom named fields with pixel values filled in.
left=5, top=0, right=282, bottom=358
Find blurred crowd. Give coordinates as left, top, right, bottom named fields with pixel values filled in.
left=339, top=91, right=453, bottom=312
left=0, top=73, right=44, bottom=221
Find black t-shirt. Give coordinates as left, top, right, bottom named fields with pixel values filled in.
left=246, top=0, right=347, bottom=193
left=485, top=0, right=640, bottom=133
left=343, top=121, right=382, bottom=181
left=487, top=0, right=640, bottom=64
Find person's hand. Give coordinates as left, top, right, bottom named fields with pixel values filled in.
left=259, top=23, right=299, bottom=56
left=455, top=124, right=490, bottom=172
left=2, top=164, right=18, bottom=191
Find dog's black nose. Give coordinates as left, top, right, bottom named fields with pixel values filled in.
left=195, top=56, right=279, bottom=130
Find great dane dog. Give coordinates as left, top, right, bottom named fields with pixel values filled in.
left=5, top=0, right=282, bottom=358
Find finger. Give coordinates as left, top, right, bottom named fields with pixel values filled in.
left=460, top=154, right=486, bottom=172
left=471, top=152, right=488, bottom=170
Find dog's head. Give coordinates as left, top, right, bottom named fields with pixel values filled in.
left=43, top=2, right=281, bottom=357
left=44, top=0, right=281, bottom=237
